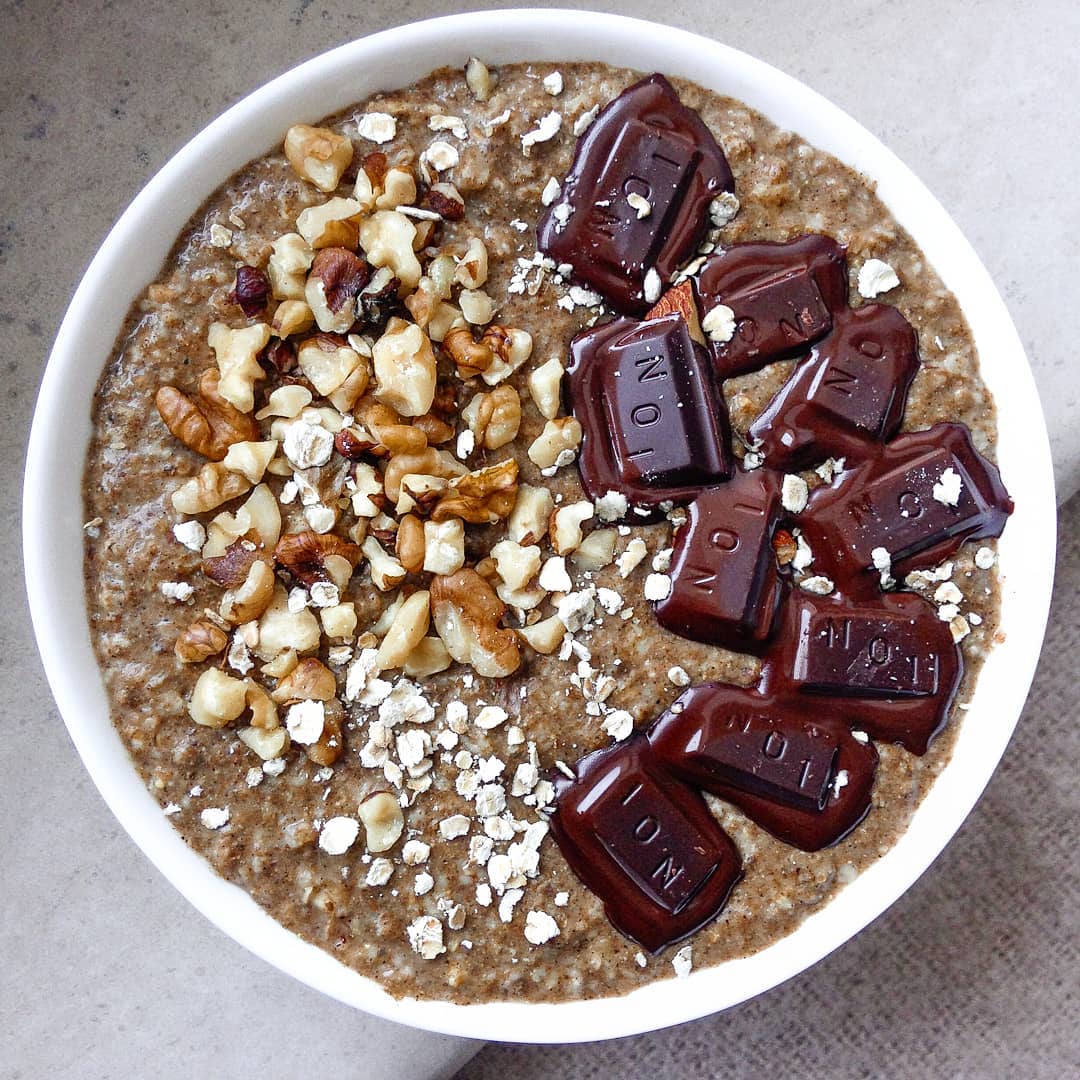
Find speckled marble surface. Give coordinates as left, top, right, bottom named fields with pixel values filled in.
left=3, top=2, right=1077, bottom=1078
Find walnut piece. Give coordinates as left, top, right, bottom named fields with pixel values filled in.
left=358, top=791, right=405, bottom=853
left=375, top=590, right=431, bottom=671
left=171, top=462, right=252, bottom=515
left=430, top=568, right=521, bottom=678
left=463, top=385, right=521, bottom=450
left=268, top=233, right=315, bottom=300
left=296, top=197, right=365, bottom=250
left=528, top=417, right=582, bottom=469
left=155, top=368, right=260, bottom=461
left=272, top=657, right=337, bottom=703
left=283, top=124, right=354, bottom=193
left=219, top=560, right=276, bottom=625
left=372, top=317, right=437, bottom=418
left=442, top=323, right=532, bottom=383
left=431, top=458, right=518, bottom=524
left=297, top=333, right=368, bottom=397
left=274, top=530, right=361, bottom=587
left=175, top=619, right=229, bottom=664
left=358, top=210, right=422, bottom=290
left=305, top=248, right=370, bottom=334
left=207, top=322, right=270, bottom=413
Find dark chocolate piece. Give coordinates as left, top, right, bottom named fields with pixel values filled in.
left=648, top=684, right=878, bottom=850
left=748, top=304, right=920, bottom=468
left=693, top=235, right=848, bottom=379
left=798, top=422, right=1013, bottom=589
left=567, top=313, right=733, bottom=512
left=537, top=74, right=734, bottom=315
left=549, top=735, right=742, bottom=953
left=655, top=469, right=785, bottom=652
left=765, top=591, right=963, bottom=754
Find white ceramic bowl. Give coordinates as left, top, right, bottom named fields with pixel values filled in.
left=24, top=9, right=1056, bottom=1044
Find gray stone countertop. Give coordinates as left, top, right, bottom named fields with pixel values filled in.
left=2, top=2, right=1076, bottom=1078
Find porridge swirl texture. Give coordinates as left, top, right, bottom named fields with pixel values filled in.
left=83, top=61, right=1004, bottom=1003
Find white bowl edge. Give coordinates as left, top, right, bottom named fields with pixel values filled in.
left=23, top=10, right=1056, bottom=1044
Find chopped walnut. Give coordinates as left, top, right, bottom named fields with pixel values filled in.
left=207, top=322, right=270, bottom=413
left=283, top=124, right=354, bottom=193
left=463, top=385, right=521, bottom=450
left=430, top=569, right=521, bottom=678
left=155, top=368, right=260, bottom=461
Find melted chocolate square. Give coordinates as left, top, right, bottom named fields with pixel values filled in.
left=549, top=735, right=742, bottom=953
left=647, top=684, right=878, bottom=851
left=693, top=235, right=848, bottom=379
left=654, top=469, right=785, bottom=651
left=748, top=303, right=920, bottom=468
left=766, top=592, right=963, bottom=754
left=568, top=313, right=733, bottom=513
left=798, top=423, right=1014, bottom=587
left=538, top=74, right=734, bottom=314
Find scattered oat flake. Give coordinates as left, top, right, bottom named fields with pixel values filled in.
left=857, top=258, right=900, bottom=299
left=319, top=816, right=359, bottom=855
left=643, top=573, right=672, bottom=602
left=627, top=192, right=651, bottom=219
left=799, top=575, right=835, bottom=595
left=603, top=710, right=634, bottom=742
left=286, top=700, right=325, bottom=745
left=524, top=910, right=560, bottom=945
left=357, top=112, right=396, bottom=143
left=475, top=705, right=508, bottom=731
left=536, top=70, right=563, bottom=97
left=406, top=915, right=446, bottom=959
left=975, top=546, right=996, bottom=570
left=635, top=951, right=648, bottom=968
left=672, top=945, right=693, bottom=978
left=428, top=114, right=467, bottom=139
left=702, top=303, right=736, bottom=344
left=439, top=814, right=471, bottom=840
left=366, top=858, right=393, bottom=887
left=424, top=140, right=459, bottom=172
left=160, top=581, right=194, bottom=603
left=172, top=520, right=205, bottom=551
left=163, top=803, right=181, bottom=816
left=554, top=891, right=570, bottom=907
left=950, top=615, right=972, bottom=642
left=668, top=666, right=691, bottom=687
left=781, top=474, right=809, bottom=514
left=521, top=110, right=562, bottom=154
left=932, top=467, right=963, bottom=507
left=643, top=268, right=662, bottom=304
left=208, top=223, right=232, bottom=248
left=573, top=105, right=599, bottom=136
left=200, top=807, right=229, bottom=830
left=540, top=176, right=562, bottom=206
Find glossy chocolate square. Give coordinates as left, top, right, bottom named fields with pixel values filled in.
left=693, top=235, right=848, bottom=379
left=654, top=469, right=785, bottom=652
left=537, top=74, right=734, bottom=314
left=647, top=683, right=878, bottom=851
left=549, top=735, right=742, bottom=953
left=765, top=592, right=963, bottom=754
left=798, top=422, right=1014, bottom=586
left=568, top=313, right=733, bottom=513
left=748, top=303, right=920, bottom=469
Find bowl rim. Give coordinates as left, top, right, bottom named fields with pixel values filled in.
left=23, top=8, right=1057, bottom=1044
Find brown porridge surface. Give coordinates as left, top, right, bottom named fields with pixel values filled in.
left=83, top=61, right=1003, bottom=1003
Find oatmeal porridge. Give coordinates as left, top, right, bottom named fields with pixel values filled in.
left=83, top=59, right=1011, bottom=1003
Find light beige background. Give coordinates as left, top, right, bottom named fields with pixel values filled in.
left=2, top=2, right=1076, bottom=1078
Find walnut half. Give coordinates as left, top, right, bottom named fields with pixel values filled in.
left=155, top=369, right=260, bottom=461
left=429, top=568, right=521, bottom=678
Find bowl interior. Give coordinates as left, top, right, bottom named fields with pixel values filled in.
left=23, top=9, right=1056, bottom=1044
